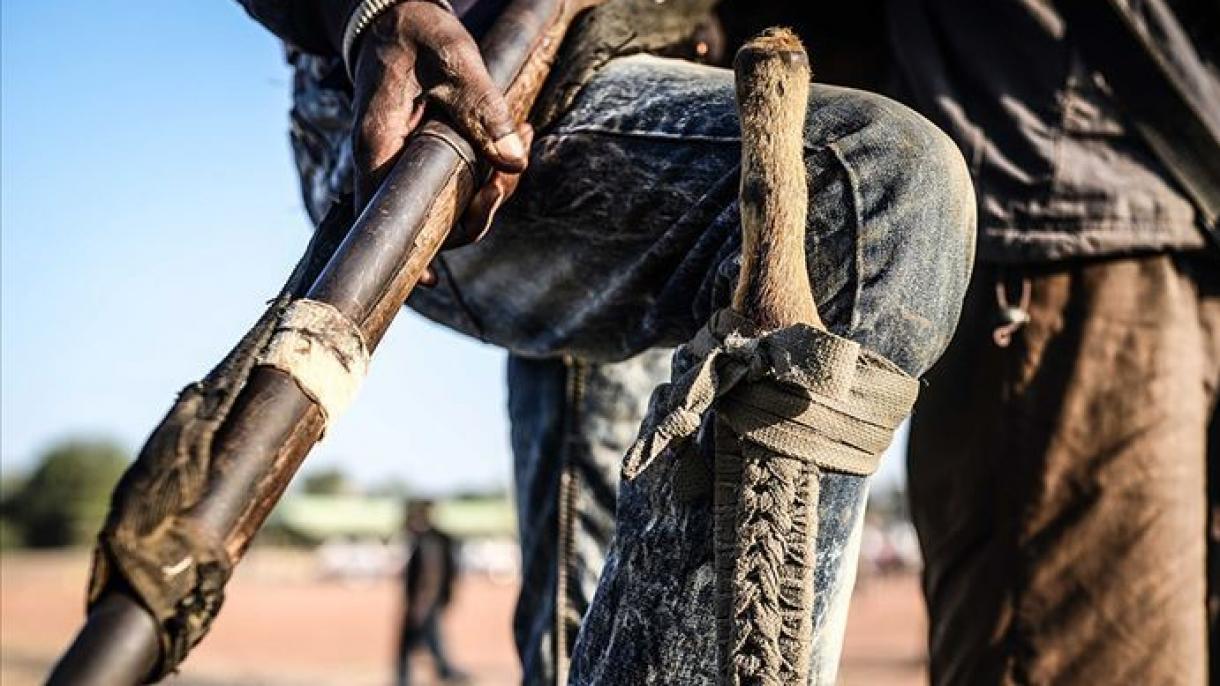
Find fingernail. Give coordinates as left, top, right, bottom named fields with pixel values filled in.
left=495, top=132, right=526, bottom=162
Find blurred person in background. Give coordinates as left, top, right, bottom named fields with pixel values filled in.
left=894, top=1, right=1220, bottom=683
left=397, top=500, right=466, bottom=685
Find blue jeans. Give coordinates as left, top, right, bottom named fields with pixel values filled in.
left=506, top=351, right=673, bottom=684
left=407, top=55, right=975, bottom=683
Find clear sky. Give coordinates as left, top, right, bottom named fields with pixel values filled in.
left=0, top=0, right=906, bottom=494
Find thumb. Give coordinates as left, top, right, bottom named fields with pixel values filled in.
left=427, top=35, right=527, bottom=173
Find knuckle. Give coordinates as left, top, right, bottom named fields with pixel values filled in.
left=433, top=34, right=474, bottom=69
left=355, top=118, right=382, bottom=150
left=432, top=17, right=476, bottom=47
left=354, top=121, right=395, bottom=164
left=462, top=88, right=509, bottom=132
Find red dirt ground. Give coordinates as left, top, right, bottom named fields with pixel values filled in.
left=1, top=550, right=926, bottom=685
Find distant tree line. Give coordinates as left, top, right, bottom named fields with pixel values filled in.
left=1, top=438, right=512, bottom=549
left=1, top=438, right=128, bottom=548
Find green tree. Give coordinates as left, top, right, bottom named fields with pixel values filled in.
left=299, top=467, right=352, bottom=496
left=6, top=438, right=129, bottom=547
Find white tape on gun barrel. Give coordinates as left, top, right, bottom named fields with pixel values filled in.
left=256, top=299, right=370, bottom=430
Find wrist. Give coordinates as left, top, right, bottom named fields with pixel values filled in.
left=342, top=0, right=456, bottom=79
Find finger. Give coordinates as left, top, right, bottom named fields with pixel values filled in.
left=418, top=266, right=438, bottom=287
left=453, top=165, right=519, bottom=244
left=352, top=52, right=425, bottom=207
left=457, top=181, right=507, bottom=246
left=425, top=27, right=526, bottom=173
left=451, top=124, right=534, bottom=246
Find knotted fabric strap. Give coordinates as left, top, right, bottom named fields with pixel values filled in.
left=621, top=308, right=918, bottom=686
left=622, top=308, right=916, bottom=482
left=256, top=298, right=370, bottom=430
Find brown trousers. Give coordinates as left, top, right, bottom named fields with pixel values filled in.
left=909, top=253, right=1220, bottom=685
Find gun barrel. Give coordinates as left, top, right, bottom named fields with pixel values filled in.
left=48, top=593, right=160, bottom=686
left=48, top=0, right=577, bottom=682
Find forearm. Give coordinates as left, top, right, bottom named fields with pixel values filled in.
left=237, top=0, right=358, bottom=55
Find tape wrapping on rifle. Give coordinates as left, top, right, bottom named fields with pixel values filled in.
left=622, top=308, right=918, bottom=685
left=256, top=299, right=370, bottom=430
left=87, top=199, right=355, bottom=681
left=75, top=1, right=810, bottom=675
left=76, top=1, right=735, bottom=674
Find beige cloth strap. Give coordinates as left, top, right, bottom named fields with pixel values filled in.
left=622, top=308, right=918, bottom=481
left=626, top=309, right=918, bottom=686
left=256, top=299, right=370, bottom=429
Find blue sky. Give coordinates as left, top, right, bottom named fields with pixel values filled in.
left=1, top=0, right=514, bottom=493
left=0, top=0, right=906, bottom=493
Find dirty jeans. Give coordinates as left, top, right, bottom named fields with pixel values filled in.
left=404, top=54, right=976, bottom=683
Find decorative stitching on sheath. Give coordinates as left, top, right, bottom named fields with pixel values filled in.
left=621, top=308, right=918, bottom=685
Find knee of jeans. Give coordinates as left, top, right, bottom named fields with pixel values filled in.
left=811, top=89, right=977, bottom=376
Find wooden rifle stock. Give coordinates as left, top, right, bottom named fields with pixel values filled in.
left=47, top=0, right=597, bottom=682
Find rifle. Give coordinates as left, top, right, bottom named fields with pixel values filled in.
left=47, top=0, right=599, bottom=682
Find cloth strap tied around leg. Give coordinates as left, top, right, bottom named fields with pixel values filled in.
left=621, top=308, right=918, bottom=686
left=255, top=298, right=370, bottom=431
left=622, top=308, right=916, bottom=483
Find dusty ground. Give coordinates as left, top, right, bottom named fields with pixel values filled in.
left=1, top=550, right=926, bottom=685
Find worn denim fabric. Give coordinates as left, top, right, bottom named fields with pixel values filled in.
left=507, top=351, right=672, bottom=685
left=285, top=50, right=973, bottom=683
left=408, top=56, right=974, bottom=373
left=409, top=56, right=973, bottom=684
left=571, top=354, right=876, bottom=685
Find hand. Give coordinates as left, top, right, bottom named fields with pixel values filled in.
left=350, top=1, right=531, bottom=281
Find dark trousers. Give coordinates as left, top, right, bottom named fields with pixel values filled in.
left=396, top=611, right=454, bottom=686
left=910, top=253, right=1220, bottom=685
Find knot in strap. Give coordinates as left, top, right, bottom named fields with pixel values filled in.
left=622, top=309, right=890, bottom=481
left=621, top=340, right=752, bottom=479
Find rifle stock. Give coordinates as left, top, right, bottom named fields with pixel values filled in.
left=48, top=0, right=598, bottom=682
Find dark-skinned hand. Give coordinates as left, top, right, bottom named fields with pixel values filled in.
left=351, top=0, right=533, bottom=284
